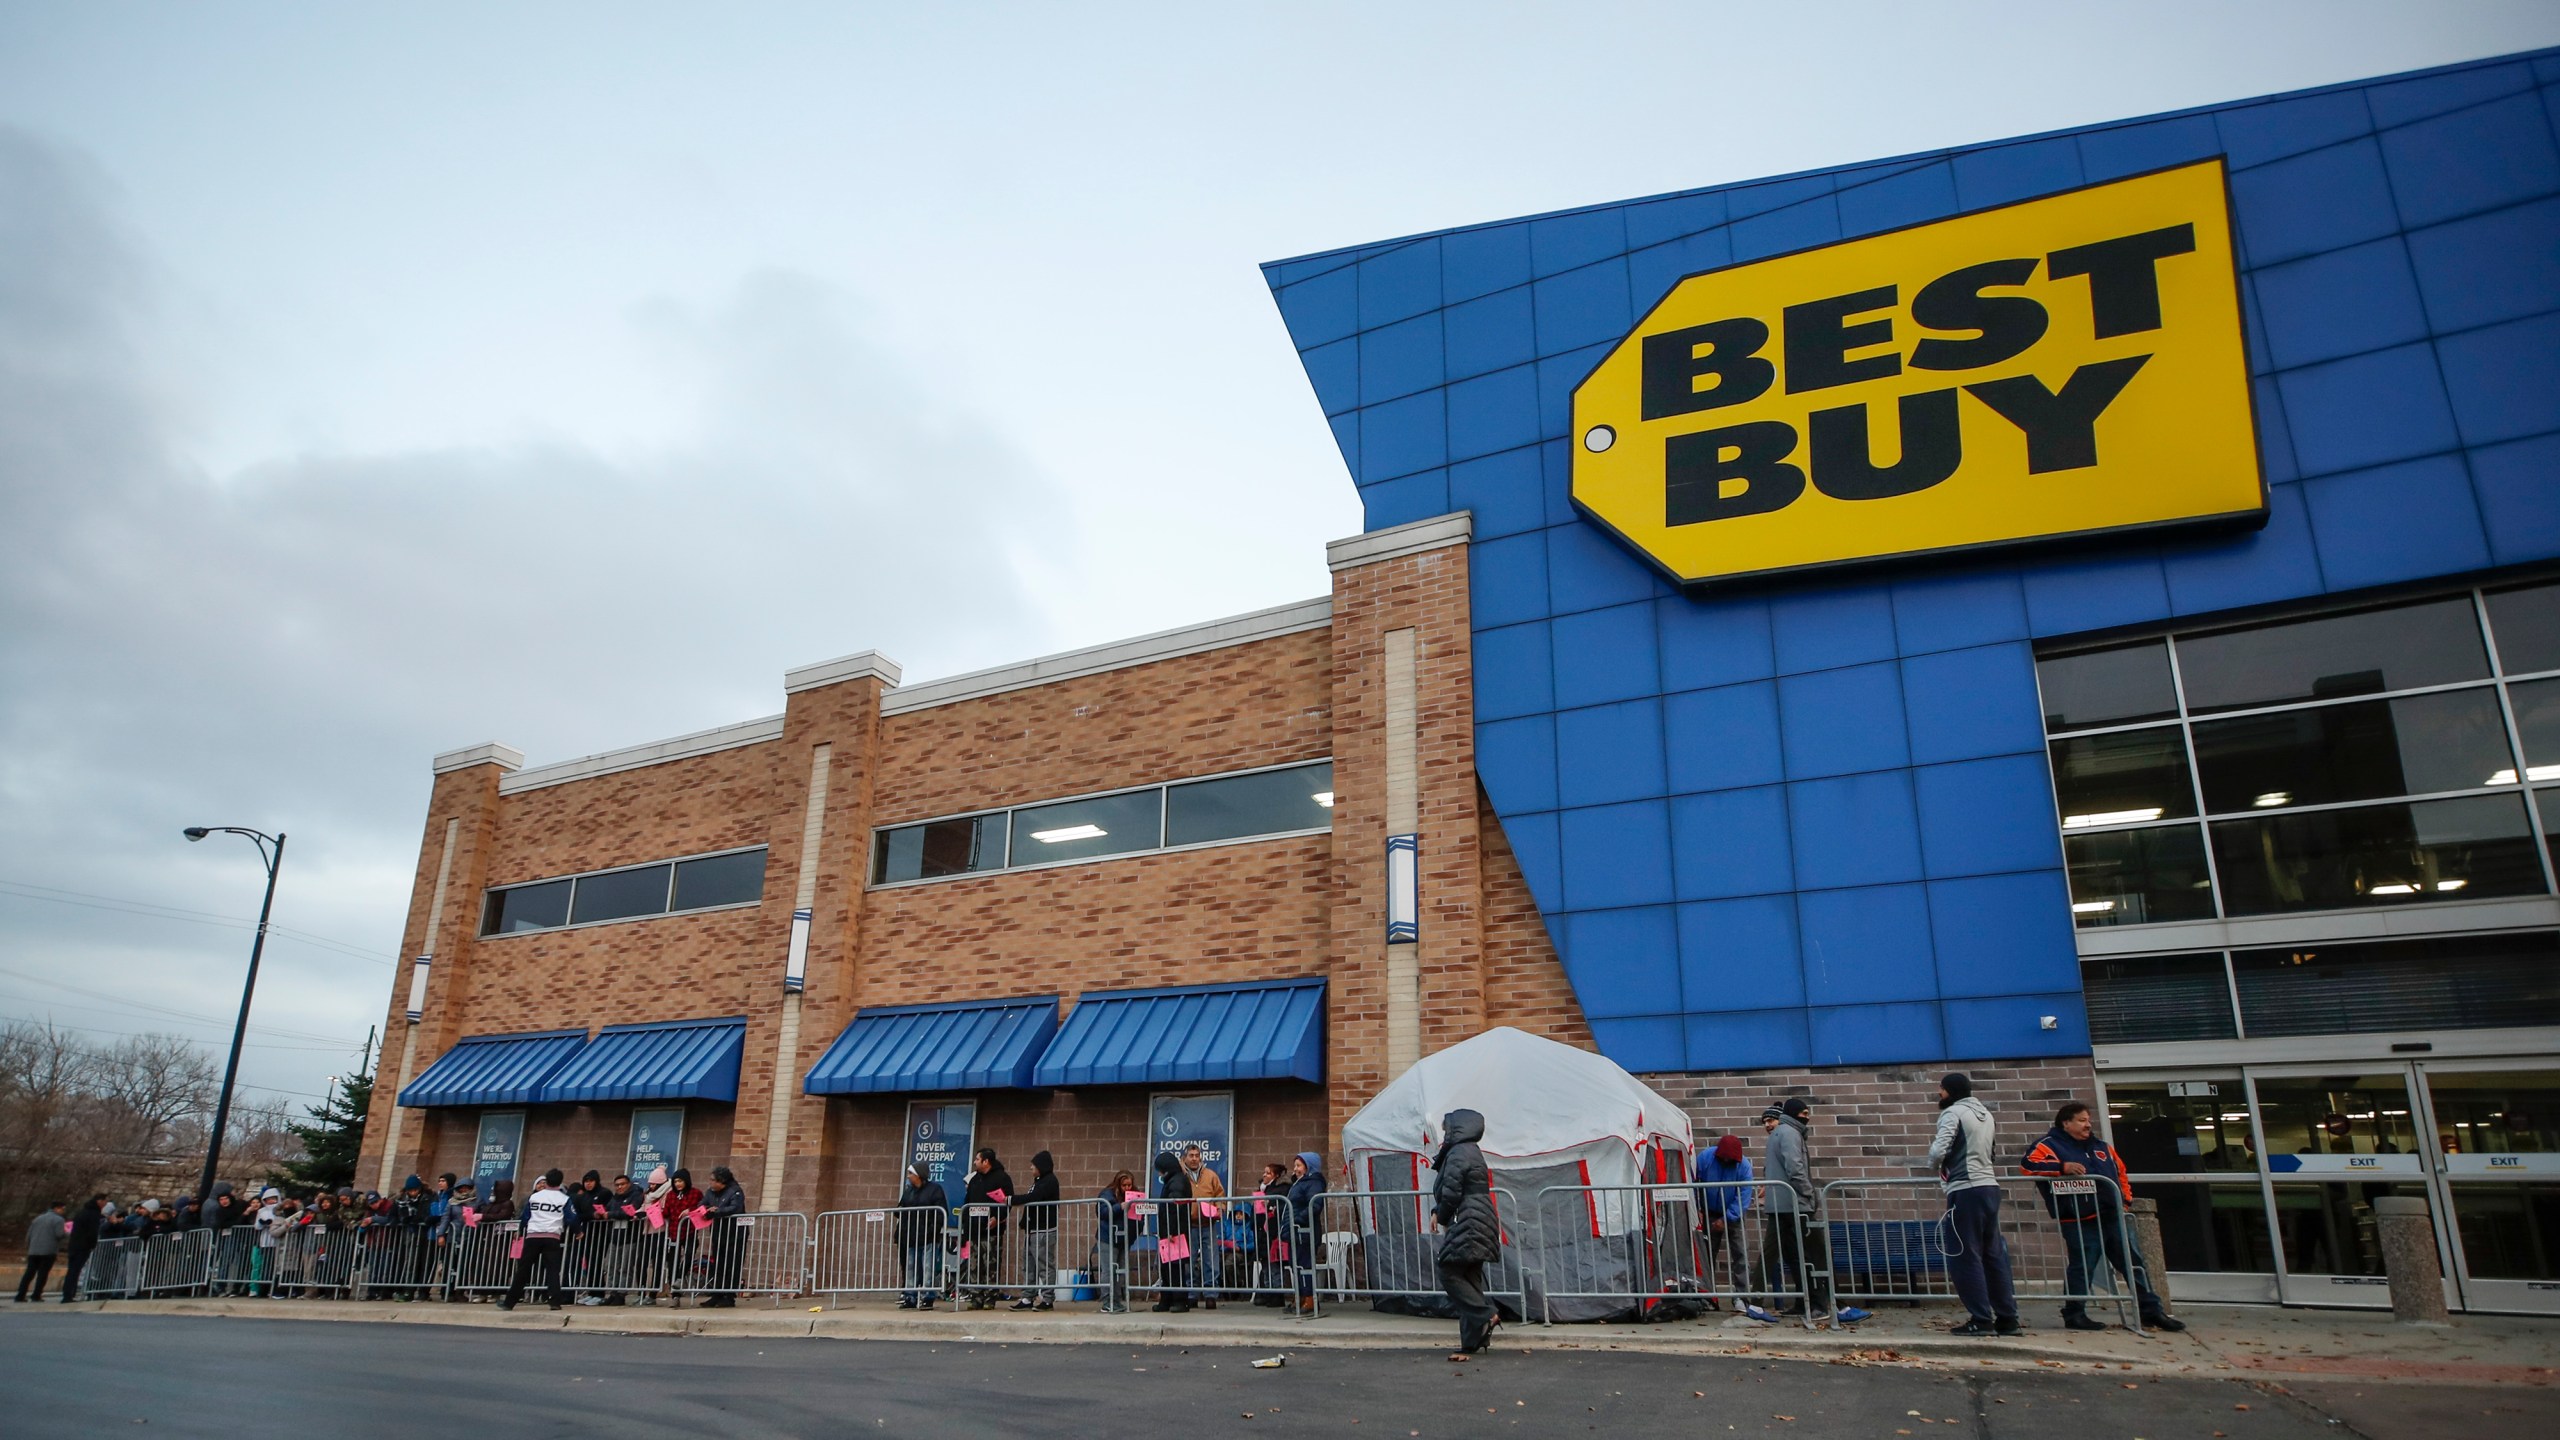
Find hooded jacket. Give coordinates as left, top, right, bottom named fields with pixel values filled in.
left=1693, top=1143, right=1755, bottom=1225
left=1762, top=1115, right=1812, bottom=1214
left=1930, top=1095, right=2000, bottom=1195
left=391, top=1176, right=436, bottom=1227
left=67, top=1199, right=104, bottom=1253
left=896, top=1172, right=948, bottom=1248
left=480, top=1180, right=517, bottom=1224
left=1285, top=1154, right=1326, bottom=1229
left=704, top=1170, right=748, bottom=1219
left=960, top=1159, right=1012, bottom=1237
left=2021, top=1123, right=2134, bottom=1222
left=1149, top=1152, right=1192, bottom=1240
left=1015, top=1152, right=1061, bottom=1232
left=206, top=1184, right=246, bottom=1231
left=1430, top=1109, right=1500, bottom=1267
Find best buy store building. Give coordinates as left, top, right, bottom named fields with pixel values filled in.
left=1263, top=49, right=2560, bottom=1310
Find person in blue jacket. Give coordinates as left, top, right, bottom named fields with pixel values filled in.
left=1693, top=1133, right=1753, bottom=1301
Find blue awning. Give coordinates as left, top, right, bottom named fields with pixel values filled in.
left=1031, top=977, right=1325, bottom=1087
left=537, top=1016, right=746, bottom=1104
left=397, top=1029, right=589, bottom=1108
left=804, top=996, right=1059, bottom=1095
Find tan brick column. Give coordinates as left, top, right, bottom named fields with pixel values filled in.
left=357, top=742, right=521, bottom=1190
left=1324, top=513, right=1485, bottom=1158
left=728, top=651, right=896, bottom=1215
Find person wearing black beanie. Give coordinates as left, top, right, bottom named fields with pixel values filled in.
left=1931, top=1071, right=2019, bottom=1336
left=1009, top=1150, right=1062, bottom=1311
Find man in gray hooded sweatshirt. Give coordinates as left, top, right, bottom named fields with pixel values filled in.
left=1929, top=1072, right=2019, bottom=1336
left=1758, top=1098, right=1833, bottom=1318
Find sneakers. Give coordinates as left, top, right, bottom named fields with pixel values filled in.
left=497, top=1300, right=515, bottom=1312
left=2144, top=1313, right=2187, bottom=1333
left=1738, top=1304, right=1782, bottom=1323
left=1833, top=1306, right=1872, bottom=1325
left=2062, top=1313, right=2109, bottom=1332
left=1995, top=1317, right=2024, bottom=1336
left=1948, top=1317, right=1994, bottom=1336
left=1009, top=1297, right=1037, bottom=1311
left=896, top=1297, right=917, bottom=1310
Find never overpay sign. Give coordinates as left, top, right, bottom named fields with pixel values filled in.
left=1570, top=159, right=2263, bottom=585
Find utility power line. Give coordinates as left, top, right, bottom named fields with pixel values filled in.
left=0, top=879, right=398, bottom=965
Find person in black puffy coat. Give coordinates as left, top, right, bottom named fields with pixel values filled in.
left=1431, top=1109, right=1500, bottom=1355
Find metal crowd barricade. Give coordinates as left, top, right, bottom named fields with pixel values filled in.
left=950, top=1198, right=1108, bottom=1309
left=76, top=1235, right=147, bottom=1299
left=812, top=1205, right=945, bottom=1304
left=1527, top=1181, right=1813, bottom=1326
left=205, top=1227, right=260, bottom=1295
left=270, top=1224, right=360, bottom=1298
left=1122, top=1190, right=1303, bottom=1311
left=441, top=1219, right=520, bottom=1299
left=349, top=1224, right=448, bottom=1299
left=669, top=1211, right=808, bottom=1304
left=141, top=1228, right=214, bottom=1296
left=561, top=1216, right=664, bottom=1304
left=1302, top=1188, right=1530, bottom=1321
left=1817, top=1175, right=2140, bottom=1329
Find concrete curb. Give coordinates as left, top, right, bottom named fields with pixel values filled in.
left=27, top=1296, right=2197, bottom=1371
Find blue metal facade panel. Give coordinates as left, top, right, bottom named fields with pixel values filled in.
left=1263, top=48, right=2560, bottom=1073
left=536, top=1017, right=746, bottom=1105
left=802, top=997, right=1060, bottom=1096
left=1029, top=978, right=1326, bottom=1088
left=397, top=1029, right=588, bottom=1109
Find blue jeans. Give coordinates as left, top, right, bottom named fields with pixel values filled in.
left=1945, top=1186, right=2016, bottom=1323
left=2061, top=1218, right=2163, bottom=1320
left=902, top=1243, right=940, bottom=1304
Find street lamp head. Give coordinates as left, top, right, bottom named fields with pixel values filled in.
left=183, top=827, right=210, bottom=841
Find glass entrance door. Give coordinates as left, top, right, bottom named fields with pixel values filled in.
left=2247, top=1067, right=2435, bottom=1308
left=2417, top=1065, right=2560, bottom=1315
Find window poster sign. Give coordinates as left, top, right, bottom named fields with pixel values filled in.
left=1148, top=1092, right=1235, bottom=1190
left=904, top=1099, right=977, bottom=1203
left=627, top=1107, right=684, bottom=1180
left=472, top=1110, right=526, bottom=1192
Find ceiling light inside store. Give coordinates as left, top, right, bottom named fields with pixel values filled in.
left=2437, top=879, right=2468, bottom=891
left=2253, top=791, right=2291, bottom=807
left=2061, top=808, right=2164, bottom=828
left=1312, top=791, right=1335, bottom=808
left=1028, top=824, right=1106, bottom=844
left=2070, top=900, right=2115, bottom=913
left=2486, top=765, right=2560, bottom=785
left=2370, top=883, right=2418, bottom=894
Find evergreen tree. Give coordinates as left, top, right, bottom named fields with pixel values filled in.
left=283, top=1066, right=372, bottom=1192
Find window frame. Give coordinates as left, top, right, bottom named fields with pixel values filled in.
left=478, top=843, right=769, bottom=940
left=867, top=757, right=1336, bottom=891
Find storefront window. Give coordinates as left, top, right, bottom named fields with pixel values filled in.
left=567, top=863, right=672, bottom=925
left=2272, top=1181, right=2428, bottom=1276
left=2146, top=1182, right=2279, bottom=1274
left=1009, top=788, right=1164, bottom=864
left=671, top=849, right=766, bottom=910
left=2037, top=641, right=2179, bottom=732
left=2486, top=582, right=2560, bottom=675
left=2050, top=726, right=2197, bottom=828
left=2234, top=934, right=2560, bottom=1037
left=2252, top=1073, right=2421, bottom=1158
left=2423, top=1071, right=2560, bottom=1155
left=872, top=812, right=1008, bottom=884
left=2508, top=678, right=2560, bottom=774
left=1165, top=761, right=1334, bottom=847
left=2064, top=823, right=2216, bottom=926
left=482, top=878, right=571, bottom=934
left=2448, top=1184, right=2560, bottom=1281
left=2208, top=794, right=2546, bottom=916
left=2104, top=1079, right=2257, bottom=1174
left=2174, top=597, right=2490, bottom=714
left=2081, top=955, right=2237, bottom=1044
left=2190, top=689, right=2517, bottom=813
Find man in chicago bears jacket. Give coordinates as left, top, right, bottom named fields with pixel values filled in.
left=2021, top=1101, right=2186, bottom=1333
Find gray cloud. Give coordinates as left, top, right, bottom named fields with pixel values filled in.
left=0, top=126, right=1066, bottom=1101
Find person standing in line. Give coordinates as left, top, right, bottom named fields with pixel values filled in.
left=1694, top=1133, right=1754, bottom=1303
left=1284, top=1153, right=1325, bottom=1315
left=499, top=1168, right=578, bottom=1312
left=17, top=1201, right=66, bottom=1302
left=1095, top=1168, right=1140, bottom=1314
left=2022, top=1101, right=2185, bottom=1333
left=1430, top=1109, right=1501, bottom=1358
left=958, top=1149, right=1014, bottom=1310
left=56, top=1195, right=104, bottom=1302
left=1181, top=1143, right=1227, bottom=1309
left=250, top=1188, right=283, bottom=1297
left=657, top=1167, right=702, bottom=1306
left=1009, top=1150, right=1061, bottom=1311
left=896, top=1163, right=948, bottom=1310
left=1253, top=1163, right=1292, bottom=1305
left=1147, top=1150, right=1194, bottom=1314
left=696, top=1166, right=750, bottom=1307
left=1930, top=1073, right=2020, bottom=1337
left=602, top=1173, right=645, bottom=1305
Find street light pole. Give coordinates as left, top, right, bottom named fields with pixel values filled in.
left=183, top=826, right=285, bottom=1208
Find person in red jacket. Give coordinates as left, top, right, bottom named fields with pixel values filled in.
left=2021, top=1102, right=2185, bottom=1333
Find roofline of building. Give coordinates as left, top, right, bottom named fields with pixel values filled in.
left=1324, top=510, right=1471, bottom=571
left=879, top=594, right=1334, bottom=716
left=496, top=714, right=787, bottom=794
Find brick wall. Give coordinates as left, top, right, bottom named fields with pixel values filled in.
left=1647, top=1056, right=2101, bottom=1182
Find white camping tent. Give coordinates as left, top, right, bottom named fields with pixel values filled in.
left=1338, top=1027, right=1697, bottom=1321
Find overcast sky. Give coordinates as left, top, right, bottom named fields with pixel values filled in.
left=4, top=3, right=2556, bottom=1112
